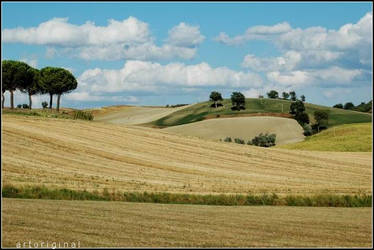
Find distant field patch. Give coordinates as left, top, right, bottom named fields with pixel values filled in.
left=280, top=123, right=372, bottom=152
left=164, top=116, right=304, bottom=145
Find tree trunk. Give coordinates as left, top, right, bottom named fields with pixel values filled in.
left=1, top=92, right=4, bottom=109
left=215, top=101, right=217, bottom=108
left=10, top=90, right=14, bottom=109
left=57, top=94, right=61, bottom=112
left=49, top=93, right=53, bottom=109
left=29, top=93, right=32, bottom=109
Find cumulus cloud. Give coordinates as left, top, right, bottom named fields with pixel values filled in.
left=215, top=22, right=291, bottom=45
left=2, top=17, right=205, bottom=61
left=236, top=12, right=372, bottom=91
left=65, top=60, right=263, bottom=102
left=242, top=51, right=301, bottom=72
left=167, top=22, right=205, bottom=47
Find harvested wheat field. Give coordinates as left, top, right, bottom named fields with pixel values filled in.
left=92, top=105, right=190, bottom=125
left=2, top=114, right=372, bottom=195
left=2, top=198, right=372, bottom=247
left=164, top=116, right=305, bottom=145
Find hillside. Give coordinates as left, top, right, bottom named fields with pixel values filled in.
left=149, top=98, right=372, bottom=128
left=164, top=116, right=304, bottom=145
left=279, top=123, right=372, bottom=152
left=2, top=114, right=371, bottom=195
left=91, top=105, right=191, bottom=125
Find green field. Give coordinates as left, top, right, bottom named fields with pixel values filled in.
left=2, top=199, right=372, bottom=247
left=150, top=98, right=372, bottom=127
left=280, top=123, right=372, bottom=152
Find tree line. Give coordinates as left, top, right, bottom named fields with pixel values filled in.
left=209, top=90, right=328, bottom=135
left=333, top=100, right=372, bottom=113
left=2, top=60, right=78, bottom=112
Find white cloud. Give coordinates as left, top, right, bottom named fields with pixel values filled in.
left=167, top=22, right=205, bottom=47
left=242, top=88, right=261, bottom=98
left=2, top=17, right=150, bottom=46
left=2, top=17, right=205, bottom=61
left=242, top=51, right=301, bottom=72
left=215, top=22, right=291, bottom=45
left=267, top=70, right=311, bottom=87
left=64, top=60, right=263, bottom=102
left=323, top=88, right=352, bottom=98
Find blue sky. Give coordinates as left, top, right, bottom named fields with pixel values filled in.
left=2, top=2, right=373, bottom=108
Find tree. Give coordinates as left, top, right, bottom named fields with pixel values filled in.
left=282, top=92, right=289, bottom=100
left=2, top=60, right=32, bottom=109
left=209, top=91, right=223, bottom=108
left=333, top=103, right=343, bottom=109
left=314, top=110, right=329, bottom=133
left=289, top=100, right=305, bottom=115
left=289, top=100, right=309, bottom=125
left=40, top=67, right=78, bottom=112
left=343, top=102, right=355, bottom=110
left=267, top=90, right=279, bottom=99
left=18, top=67, right=41, bottom=109
left=300, top=95, right=305, bottom=102
left=231, top=92, right=245, bottom=110
left=289, top=91, right=297, bottom=101
left=295, top=112, right=309, bottom=125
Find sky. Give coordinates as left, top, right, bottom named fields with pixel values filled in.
left=1, top=1, right=373, bottom=108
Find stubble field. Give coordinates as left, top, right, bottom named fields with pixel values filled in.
left=2, top=114, right=372, bottom=195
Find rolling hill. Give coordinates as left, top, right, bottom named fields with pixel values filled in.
left=91, top=105, right=191, bottom=125
left=149, top=98, right=372, bottom=128
left=279, top=123, right=372, bottom=152
left=164, top=116, right=304, bottom=145
left=2, top=114, right=371, bottom=195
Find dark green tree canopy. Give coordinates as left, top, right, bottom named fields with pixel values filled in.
left=295, top=112, right=310, bottom=126
left=231, top=92, right=245, bottom=110
left=300, top=95, right=306, bottom=102
left=19, top=67, right=41, bottom=95
left=314, top=110, right=329, bottom=125
left=209, top=91, right=223, bottom=102
left=333, top=103, right=343, bottom=109
left=289, top=100, right=305, bottom=115
left=289, top=91, right=297, bottom=101
left=267, top=90, right=279, bottom=99
left=2, top=60, right=32, bottom=92
left=343, top=102, right=355, bottom=110
left=40, top=67, right=78, bottom=95
left=282, top=92, right=290, bottom=100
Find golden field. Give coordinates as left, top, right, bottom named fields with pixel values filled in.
left=2, top=198, right=372, bottom=247
left=164, top=116, right=305, bottom=145
left=2, top=114, right=372, bottom=195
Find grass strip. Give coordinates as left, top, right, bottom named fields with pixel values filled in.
left=2, top=184, right=371, bottom=207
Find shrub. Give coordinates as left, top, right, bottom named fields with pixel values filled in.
left=17, top=104, right=22, bottom=108
left=42, top=101, right=48, bottom=109
left=234, top=138, right=245, bottom=144
left=295, top=112, right=309, bottom=126
left=302, top=124, right=313, bottom=136
left=223, top=137, right=232, bottom=142
left=73, top=110, right=94, bottom=121
left=22, top=104, right=29, bottom=109
left=249, top=133, right=276, bottom=147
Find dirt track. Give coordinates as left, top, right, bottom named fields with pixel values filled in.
left=2, top=114, right=371, bottom=195
left=164, top=116, right=305, bottom=145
